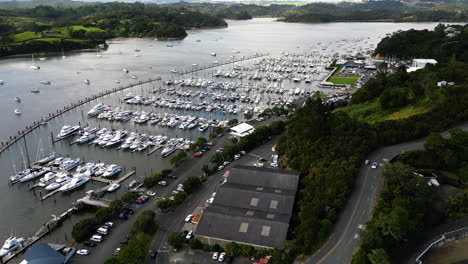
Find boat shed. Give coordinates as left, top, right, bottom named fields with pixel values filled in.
left=230, top=123, right=255, bottom=138
left=19, top=243, right=73, bottom=264
left=195, top=165, right=300, bottom=249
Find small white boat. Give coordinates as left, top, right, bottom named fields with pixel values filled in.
left=30, top=88, right=39, bottom=93
left=84, top=79, right=90, bottom=84
left=123, top=69, right=129, bottom=73
left=107, top=183, right=120, bottom=192
left=40, top=80, right=51, bottom=85
left=39, top=172, right=56, bottom=185
left=45, top=173, right=71, bottom=191
left=14, top=109, right=21, bottom=115
left=211, top=53, right=216, bottom=56
left=115, top=80, right=120, bottom=83
left=20, top=168, right=47, bottom=183
left=0, top=236, right=25, bottom=257
left=131, top=75, right=137, bottom=79
left=14, top=97, right=21, bottom=103
left=0, top=80, right=4, bottom=85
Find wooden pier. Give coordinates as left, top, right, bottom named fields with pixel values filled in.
left=2, top=207, right=76, bottom=263
left=178, top=53, right=268, bottom=76
left=39, top=170, right=135, bottom=201
left=148, top=145, right=163, bottom=155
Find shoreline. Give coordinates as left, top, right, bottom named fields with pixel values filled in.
left=0, top=48, right=96, bottom=60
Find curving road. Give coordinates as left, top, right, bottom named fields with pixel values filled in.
left=304, top=123, right=468, bottom=264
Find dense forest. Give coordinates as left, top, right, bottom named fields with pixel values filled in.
left=264, top=25, right=468, bottom=264
left=0, top=2, right=227, bottom=56
left=281, top=1, right=468, bottom=22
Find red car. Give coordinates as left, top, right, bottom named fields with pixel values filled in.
left=193, top=152, right=203, bottom=158
left=216, top=147, right=224, bottom=153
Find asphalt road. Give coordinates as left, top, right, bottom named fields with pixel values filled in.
left=304, top=123, right=468, bottom=264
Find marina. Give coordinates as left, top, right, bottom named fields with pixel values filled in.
left=0, top=18, right=444, bottom=263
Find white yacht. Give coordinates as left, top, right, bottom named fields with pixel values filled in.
left=45, top=174, right=71, bottom=191
left=59, top=177, right=89, bottom=192
left=161, top=145, right=176, bottom=157
left=87, top=103, right=106, bottom=117
left=10, top=169, right=32, bottom=183
left=40, top=80, right=51, bottom=85
left=19, top=168, right=47, bottom=183
left=86, top=163, right=104, bottom=176
left=102, top=165, right=121, bottom=178
left=107, top=183, right=120, bottom=192
left=0, top=236, right=25, bottom=257
left=57, top=125, right=80, bottom=138
left=14, top=109, right=21, bottom=115
left=84, top=79, right=90, bottom=84
left=59, top=158, right=80, bottom=171
left=123, top=68, right=129, bottom=73
left=39, top=172, right=56, bottom=185
left=198, top=124, right=208, bottom=132
left=76, top=162, right=94, bottom=174
left=75, top=132, right=95, bottom=144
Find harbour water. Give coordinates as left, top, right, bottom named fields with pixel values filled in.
left=0, top=18, right=443, bottom=260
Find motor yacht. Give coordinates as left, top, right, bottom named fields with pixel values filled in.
left=128, top=180, right=139, bottom=188
left=75, top=132, right=95, bottom=144
left=14, top=97, right=20, bottom=103
left=76, top=162, right=94, bottom=174
left=45, top=173, right=71, bottom=191
left=84, top=79, right=90, bottom=84
left=39, top=172, right=56, bottom=185
left=57, top=125, right=80, bottom=138
left=102, top=165, right=121, bottom=178
left=107, top=183, right=120, bottom=192
left=0, top=236, right=25, bottom=257
left=14, top=109, right=21, bottom=115
left=20, top=168, right=47, bottom=183
left=59, top=158, right=80, bottom=171
left=59, top=177, right=89, bottom=192
left=85, top=163, right=103, bottom=176
left=161, top=145, right=176, bottom=157
left=87, top=104, right=107, bottom=117
left=40, top=80, right=51, bottom=85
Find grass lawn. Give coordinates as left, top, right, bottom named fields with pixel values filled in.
left=13, top=31, right=38, bottom=42
left=328, top=76, right=359, bottom=85
left=335, top=98, right=433, bottom=123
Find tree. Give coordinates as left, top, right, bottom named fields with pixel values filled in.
left=72, top=218, right=99, bottom=242
left=116, top=233, right=150, bottom=264
left=167, top=232, right=185, bottom=250
left=367, top=248, right=391, bottom=264
left=183, top=176, right=202, bottom=194
left=122, top=192, right=139, bottom=204
left=130, top=210, right=157, bottom=237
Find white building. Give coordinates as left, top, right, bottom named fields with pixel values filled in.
left=407, top=59, right=438, bottom=72
left=230, top=123, right=255, bottom=138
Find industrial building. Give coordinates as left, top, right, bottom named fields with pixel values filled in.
left=195, top=165, right=300, bottom=249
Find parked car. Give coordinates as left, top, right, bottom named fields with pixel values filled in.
left=364, top=160, right=370, bottom=165
left=193, top=152, right=203, bottom=158
left=185, top=214, right=193, bottom=222
left=119, top=240, right=128, bottom=245
left=147, top=191, right=156, bottom=196
left=83, top=241, right=97, bottom=248
left=240, top=150, right=246, bottom=155
left=104, top=222, right=114, bottom=228
left=234, top=154, right=241, bottom=160
left=185, top=230, right=193, bottom=240
left=77, top=249, right=90, bottom=256
left=371, top=162, right=378, bottom=169
left=218, top=165, right=225, bottom=171
left=270, top=162, right=278, bottom=167
left=213, top=252, right=219, bottom=260
left=113, top=248, right=121, bottom=256
left=254, top=163, right=264, bottom=168
left=218, top=252, right=226, bottom=262
left=206, top=197, right=214, bottom=204
left=158, top=181, right=167, bottom=186
left=216, top=147, right=225, bottom=153
left=90, top=235, right=103, bottom=243
left=167, top=174, right=177, bottom=179
left=223, top=161, right=230, bottom=166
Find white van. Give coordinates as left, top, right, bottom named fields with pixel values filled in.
left=97, top=227, right=109, bottom=235
left=91, top=235, right=103, bottom=243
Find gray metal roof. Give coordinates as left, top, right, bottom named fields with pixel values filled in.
left=195, top=205, right=290, bottom=249
left=213, top=183, right=296, bottom=215
left=228, top=165, right=300, bottom=191
left=195, top=166, right=300, bottom=249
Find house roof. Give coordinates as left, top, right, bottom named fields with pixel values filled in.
left=227, top=165, right=300, bottom=191
left=22, top=243, right=65, bottom=264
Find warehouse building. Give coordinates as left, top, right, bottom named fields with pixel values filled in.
left=195, top=165, right=300, bottom=249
